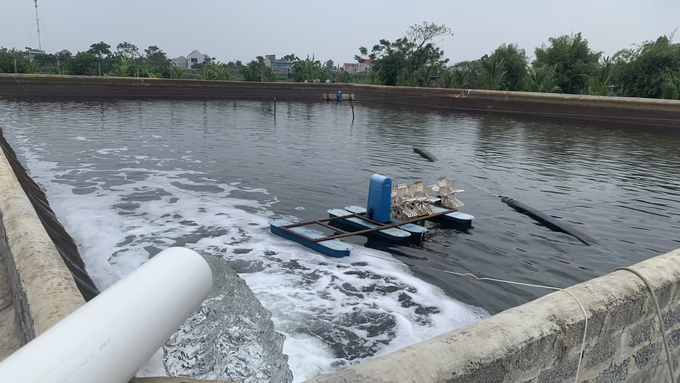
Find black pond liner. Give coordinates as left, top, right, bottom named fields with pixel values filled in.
left=0, top=127, right=99, bottom=301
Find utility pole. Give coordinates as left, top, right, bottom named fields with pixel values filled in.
left=34, top=0, right=42, bottom=51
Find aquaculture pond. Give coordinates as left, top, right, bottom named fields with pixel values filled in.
left=1, top=99, right=679, bottom=381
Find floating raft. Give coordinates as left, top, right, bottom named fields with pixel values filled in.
left=268, top=174, right=473, bottom=257
left=323, top=92, right=355, bottom=101
left=269, top=219, right=353, bottom=258
left=428, top=204, right=475, bottom=225
left=343, top=205, right=428, bottom=240
left=328, top=208, right=411, bottom=243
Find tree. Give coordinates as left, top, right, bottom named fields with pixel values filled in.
left=663, top=68, right=680, bottom=99
left=205, top=61, right=232, bottom=81
left=32, top=52, right=56, bottom=67
left=488, top=44, right=528, bottom=91
left=586, top=56, right=615, bottom=96
left=281, top=53, right=297, bottom=62
left=324, top=59, right=334, bottom=69
left=0, top=48, right=29, bottom=73
left=533, top=32, right=600, bottom=94
left=241, top=56, right=277, bottom=82
left=172, top=67, right=185, bottom=79
left=526, top=64, right=559, bottom=93
left=663, top=68, right=680, bottom=100
left=88, top=41, right=111, bottom=61
left=338, top=71, right=353, bottom=83
left=111, top=56, right=133, bottom=77
left=66, top=51, right=98, bottom=75
left=144, top=45, right=170, bottom=77
left=356, top=22, right=453, bottom=86
left=480, top=56, right=506, bottom=90
left=611, top=35, right=680, bottom=99
left=116, top=41, right=139, bottom=60
left=449, top=60, right=483, bottom=89
left=292, top=55, right=323, bottom=82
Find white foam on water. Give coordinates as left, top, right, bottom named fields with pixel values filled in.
left=7, top=128, right=488, bottom=382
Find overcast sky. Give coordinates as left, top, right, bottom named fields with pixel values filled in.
left=2, top=0, right=679, bottom=65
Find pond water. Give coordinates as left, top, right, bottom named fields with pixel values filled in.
left=1, top=99, right=679, bottom=381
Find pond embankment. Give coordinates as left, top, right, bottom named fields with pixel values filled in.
left=1, top=74, right=679, bottom=129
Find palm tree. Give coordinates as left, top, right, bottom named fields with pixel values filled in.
left=318, top=66, right=332, bottom=81
left=420, top=65, right=436, bottom=87
left=527, top=64, right=559, bottom=93
left=261, top=65, right=278, bottom=82
left=587, top=56, right=615, bottom=96
left=481, top=57, right=505, bottom=90
left=453, top=69, right=470, bottom=88
left=172, top=67, right=184, bottom=79
left=112, top=56, right=133, bottom=77
left=338, top=71, right=353, bottom=83
left=205, top=62, right=232, bottom=81
left=25, top=60, right=38, bottom=74
left=367, top=68, right=383, bottom=85
left=663, top=68, right=680, bottom=99
left=294, top=55, right=323, bottom=81
left=396, top=67, right=422, bottom=87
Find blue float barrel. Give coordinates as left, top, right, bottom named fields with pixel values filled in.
left=366, top=174, right=392, bottom=223
left=337, top=91, right=342, bottom=101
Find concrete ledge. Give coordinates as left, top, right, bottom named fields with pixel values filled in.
left=0, top=148, right=84, bottom=347
left=0, top=250, right=20, bottom=360
left=304, top=249, right=680, bottom=383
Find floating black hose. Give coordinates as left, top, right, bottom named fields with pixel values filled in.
left=413, top=147, right=438, bottom=162
left=500, top=196, right=600, bottom=246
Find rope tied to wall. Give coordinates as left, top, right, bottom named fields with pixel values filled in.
left=616, top=267, right=676, bottom=382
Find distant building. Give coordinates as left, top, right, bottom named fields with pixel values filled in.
left=264, top=54, right=293, bottom=75
left=24, top=47, right=45, bottom=61
left=172, top=50, right=211, bottom=69
left=173, top=56, right=188, bottom=68
left=343, top=60, right=373, bottom=74
left=187, top=50, right=205, bottom=67
left=59, top=49, right=72, bottom=57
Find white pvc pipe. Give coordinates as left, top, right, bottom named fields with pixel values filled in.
left=0, top=247, right=212, bottom=383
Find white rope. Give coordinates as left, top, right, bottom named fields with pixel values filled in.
left=616, top=267, right=676, bottom=382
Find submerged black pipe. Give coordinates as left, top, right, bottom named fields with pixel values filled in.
left=413, top=147, right=438, bottom=162
left=500, top=196, right=600, bottom=246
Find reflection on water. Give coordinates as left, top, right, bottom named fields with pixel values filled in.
left=1, top=100, right=680, bottom=361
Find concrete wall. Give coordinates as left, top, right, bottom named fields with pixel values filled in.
left=304, top=248, right=680, bottom=383
left=0, top=145, right=85, bottom=352
left=1, top=74, right=679, bottom=129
